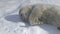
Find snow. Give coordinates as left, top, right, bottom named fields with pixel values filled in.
left=0, top=0, right=60, bottom=34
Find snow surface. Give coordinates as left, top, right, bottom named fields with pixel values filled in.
left=0, top=0, right=60, bottom=34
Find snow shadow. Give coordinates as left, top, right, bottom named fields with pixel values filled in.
left=5, top=15, right=22, bottom=22
left=4, top=15, right=30, bottom=26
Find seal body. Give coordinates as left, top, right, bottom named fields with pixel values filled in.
left=19, top=4, right=60, bottom=29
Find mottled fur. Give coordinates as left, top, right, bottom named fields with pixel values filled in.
left=19, top=4, right=60, bottom=29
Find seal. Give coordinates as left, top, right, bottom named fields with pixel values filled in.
left=19, top=4, right=60, bottom=30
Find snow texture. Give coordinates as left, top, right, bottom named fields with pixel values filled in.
left=0, top=0, right=60, bottom=34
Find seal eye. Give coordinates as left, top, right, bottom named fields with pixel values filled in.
left=57, top=27, right=60, bottom=30
left=38, top=18, right=42, bottom=21
left=20, top=14, right=22, bottom=16
left=38, top=16, right=44, bottom=22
